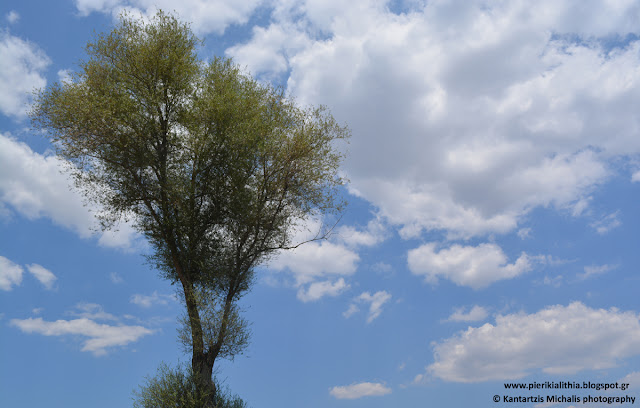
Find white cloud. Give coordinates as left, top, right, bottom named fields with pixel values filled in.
left=620, top=372, right=640, bottom=388
left=0, top=255, right=23, bottom=291
left=109, top=272, right=123, bottom=284
left=407, top=242, right=531, bottom=289
left=10, top=316, right=154, bottom=356
left=130, top=291, right=175, bottom=308
left=542, top=275, right=563, bottom=287
left=268, top=219, right=360, bottom=301
left=0, top=134, right=140, bottom=249
left=57, top=69, right=72, bottom=84
left=269, top=238, right=359, bottom=286
left=360, top=291, right=392, bottom=323
left=0, top=31, right=50, bottom=119
left=74, top=0, right=261, bottom=35
left=70, top=303, right=119, bottom=321
left=296, top=278, right=349, bottom=302
left=447, top=305, right=488, bottom=323
left=590, top=211, right=622, bottom=234
left=517, top=228, right=532, bottom=240
left=329, top=381, right=391, bottom=399
left=334, top=218, right=387, bottom=248
left=578, top=264, right=618, bottom=280
left=5, top=11, right=19, bottom=24
left=26, top=264, right=57, bottom=290
left=427, top=302, right=640, bottom=383
left=228, top=0, right=640, bottom=239
left=342, top=303, right=359, bottom=318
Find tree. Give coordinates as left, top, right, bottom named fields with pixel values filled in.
left=31, top=11, right=348, bottom=408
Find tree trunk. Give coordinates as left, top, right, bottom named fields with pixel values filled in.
left=193, top=351, right=216, bottom=407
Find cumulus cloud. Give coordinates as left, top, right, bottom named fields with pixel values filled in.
left=74, top=0, right=261, bottom=35
left=0, top=255, right=23, bottom=291
left=446, top=305, right=488, bottom=323
left=296, top=278, right=349, bottom=302
left=227, top=0, right=640, bottom=239
left=26, top=264, right=57, bottom=290
left=0, top=134, right=140, bottom=249
left=267, top=219, right=360, bottom=301
left=427, top=302, right=640, bottom=382
left=334, top=219, right=387, bottom=249
left=269, top=239, right=359, bottom=286
left=407, top=242, right=531, bottom=289
left=0, top=31, right=49, bottom=119
left=329, top=381, right=391, bottom=399
left=10, top=317, right=153, bottom=356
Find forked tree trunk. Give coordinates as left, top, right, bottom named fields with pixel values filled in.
left=193, top=351, right=216, bottom=407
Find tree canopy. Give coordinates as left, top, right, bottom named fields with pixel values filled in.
left=31, top=11, right=348, bottom=407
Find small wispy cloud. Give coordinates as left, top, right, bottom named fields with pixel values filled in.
left=446, top=305, right=488, bottom=322
left=5, top=11, right=19, bottom=24
left=577, top=264, right=618, bottom=280
left=109, top=272, right=123, bottom=284
left=70, top=303, right=119, bottom=321
left=130, top=291, right=176, bottom=308
left=517, top=228, right=532, bottom=239
left=590, top=211, right=621, bottom=235
left=344, top=291, right=392, bottom=323
left=26, top=264, right=57, bottom=290
left=0, top=255, right=23, bottom=291
left=329, top=382, right=391, bottom=399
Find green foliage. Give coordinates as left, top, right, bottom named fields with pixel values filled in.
left=176, top=286, right=251, bottom=360
left=133, top=363, right=248, bottom=408
left=31, top=10, right=348, bottom=291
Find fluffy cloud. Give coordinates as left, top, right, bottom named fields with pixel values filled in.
left=446, top=305, right=488, bottom=322
left=329, top=381, right=391, bottom=399
left=26, top=264, right=57, bottom=290
left=74, top=0, right=261, bottom=35
left=228, top=0, right=640, bottom=239
left=0, top=134, right=140, bottom=249
left=267, top=218, right=360, bottom=301
left=10, top=316, right=154, bottom=356
left=0, top=31, right=49, bottom=119
left=0, top=255, right=23, bottom=291
left=427, top=302, right=640, bottom=382
left=333, top=218, right=387, bottom=248
left=269, top=239, right=359, bottom=286
left=296, top=278, right=349, bottom=302
left=407, top=242, right=531, bottom=289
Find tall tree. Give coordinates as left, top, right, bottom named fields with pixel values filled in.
left=31, top=11, right=348, bottom=407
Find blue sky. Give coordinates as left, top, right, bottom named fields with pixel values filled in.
left=2, top=1, right=640, bottom=407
